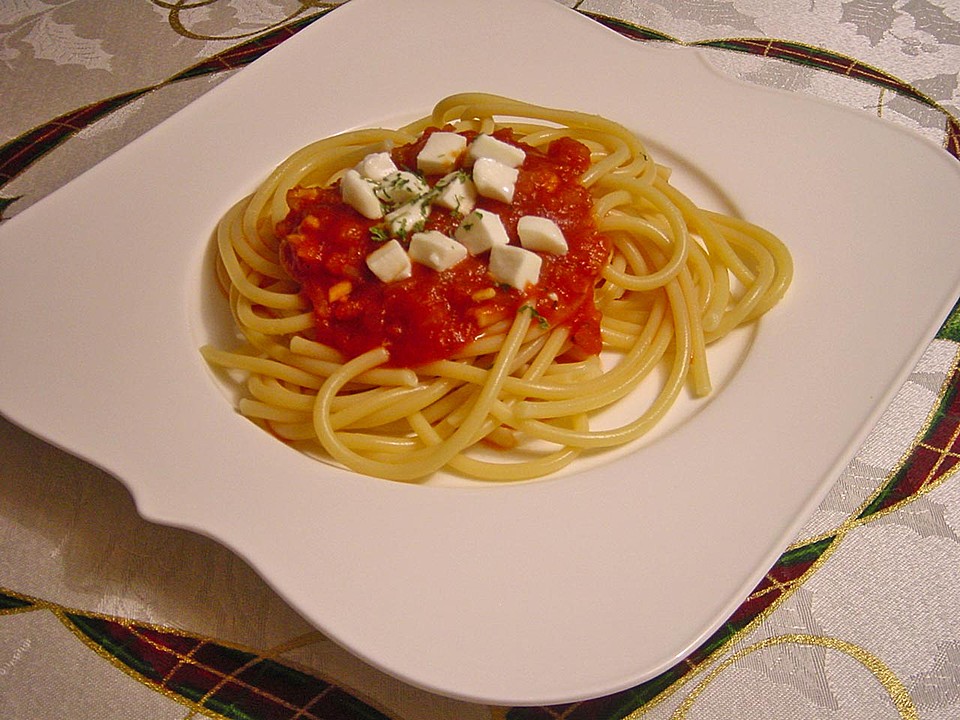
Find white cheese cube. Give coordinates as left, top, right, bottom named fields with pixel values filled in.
left=416, top=132, right=467, bottom=175
left=355, top=152, right=397, bottom=181
left=385, top=199, right=431, bottom=237
left=472, top=158, right=518, bottom=204
left=434, top=172, right=477, bottom=214
left=517, top=215, right=568, bottom=254
left=366, top=239, right=412, bottom=283
left=377, top=171, right=429, bottom=205
left=340, top=169, right=383, bottom=219
left=468, top=134, right=526, bottom=168
left=488, top=244, right=541, bottom=290
left=454, top=209, right=510, bottom=255
left=409, top=230, right=467, bottom=272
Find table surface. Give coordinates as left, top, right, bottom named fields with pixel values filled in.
left=2, top=1, right=960, bottom=719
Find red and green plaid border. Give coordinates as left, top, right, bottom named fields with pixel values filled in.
left=3, top=10, right=959, bottom=220
left=3, top=10, right=960, bottom=720
left=584, top=13, right=960, bottom=161
left=0, top=589, right=393, bottom=720
left=0, top=9, right=332, bottom=220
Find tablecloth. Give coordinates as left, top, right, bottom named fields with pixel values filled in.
left=2, top=1, right=960, bottom=718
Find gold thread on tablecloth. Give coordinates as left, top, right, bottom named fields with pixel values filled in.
left=674, top=33, right=960, bottom=157
left=151, top=0, right=342, bottom=42
left=2, top=9, right=959, bottom=716
left=159, top=636, right=207, bottom=687
left=700, top=35, right=921, bottom=90
left=2, top=595, right=399, bottom=720
left=183, top=631, right=337, bottom=720
left=5, top=140, right=958, bottom=720
left=614, top=543, right=847, bottom=718
left=612, top=345, right=960, bottom=717
left=0, top=210, right=956, bottom=720
left=661, top=634, right=918, bottom=720
left=47, top=607, right=223, bottom=719
left=0, top=593, right=234, bottom=717
left=789, top=344, right=960, bottom=550
left=124, top=623, right=384, bottom=720
left=182, top=639, right=302, bottom=717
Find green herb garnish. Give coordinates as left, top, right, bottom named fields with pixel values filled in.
left=520, top=304, right=549, bottom=329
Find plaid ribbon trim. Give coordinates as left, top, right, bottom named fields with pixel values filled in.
left=4, top=10, right=959, bottom=221
left=0, top=589, right=393, bottom=720
left=3, top=9, right=960, bottom=719
left=0, top=9, right=334, bottom=219
left=584, top=12, right=960, bottom=161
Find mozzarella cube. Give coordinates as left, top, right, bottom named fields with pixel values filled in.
left=434, top=172, right=477, bottom=214
left=385, top=199, right=430, bottom=237
left=468, top=134, right=526, bottom=168
left=488, top=244, right=541, bottom=290
left=472, top=158, right=518, bottom=204
left=340, top=169, right=383, bottom=219
left=355, top=152, right=397, bottom=181
left=377, top=171, right=429, bottom=205
left=454, top=209, right=510, bottom=255
left=517, top=215, right=568, bottom=254
left=417, top=132, right=467, bottom=175
left=366, top=239, right=411, bottom=283
left=409, top=230, right=467, bottom=272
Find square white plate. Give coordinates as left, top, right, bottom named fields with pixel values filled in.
left=3, top=0, right=960, bottom=705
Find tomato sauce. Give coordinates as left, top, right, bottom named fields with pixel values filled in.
left=276, top=129, right=610, bottom=368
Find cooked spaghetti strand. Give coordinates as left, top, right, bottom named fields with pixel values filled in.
left=201, top=93, right=792, bottom=482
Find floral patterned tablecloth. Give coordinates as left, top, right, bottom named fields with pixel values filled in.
left=2, top=2, right=960, bottom=718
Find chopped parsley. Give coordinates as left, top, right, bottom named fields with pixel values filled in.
left=369, top=225, right=390, bottom=243
left=520, top=303, right=549, bottom=329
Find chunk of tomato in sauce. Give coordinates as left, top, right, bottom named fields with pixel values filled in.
left=276, top=131, right=609, bottom=367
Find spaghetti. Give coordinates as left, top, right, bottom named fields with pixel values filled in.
left=201, top=93, right=793, bottom=482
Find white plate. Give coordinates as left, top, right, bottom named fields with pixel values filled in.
left=3, top=0, right=960, bottom=705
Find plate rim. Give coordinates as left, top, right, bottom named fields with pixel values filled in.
left=3, top=0, right=960, bottom=705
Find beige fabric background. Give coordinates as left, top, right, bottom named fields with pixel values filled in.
left=2, top=1, right=959, bottom=718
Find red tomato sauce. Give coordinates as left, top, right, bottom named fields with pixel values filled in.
left=276, top=129, right=610, bottom=368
